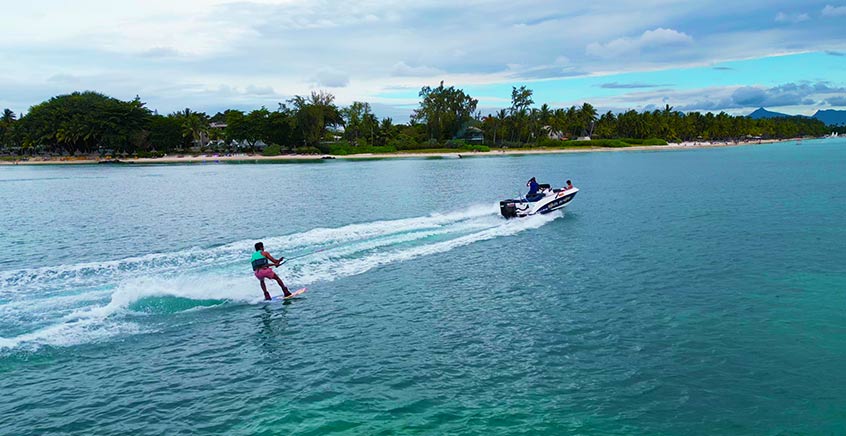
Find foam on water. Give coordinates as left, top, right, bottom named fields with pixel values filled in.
left=0, top=203, right=497, bottom=298
left=0, top=204, right=559, bottom=352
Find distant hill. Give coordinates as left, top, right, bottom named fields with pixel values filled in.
left=747, top=107, right=797, bottom=119
left=747, top=107, right=846, bottom=126
left=812, top=109, right=846, bottom=126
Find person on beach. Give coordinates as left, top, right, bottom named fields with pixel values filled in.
left=251, top=242, right=292, bottom=300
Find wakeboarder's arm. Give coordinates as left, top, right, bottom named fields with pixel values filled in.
left=262, top=250, right=284, bottom=266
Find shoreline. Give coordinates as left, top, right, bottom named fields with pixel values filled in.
left=0, top=138, right=801, bottom=165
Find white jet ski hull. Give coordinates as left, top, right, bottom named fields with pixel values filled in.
left=500, top=187, right=579, bottom=218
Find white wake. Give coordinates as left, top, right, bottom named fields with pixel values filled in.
left=0, top=204, right=561, bottom=351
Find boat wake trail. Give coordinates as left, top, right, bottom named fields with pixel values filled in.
left=0, top=204, right=560, bottom=352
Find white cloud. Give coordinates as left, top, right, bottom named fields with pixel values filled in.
left=586, top=28, right=693, bottom=58
left=591, top=81, right=846, bottom=114
left=245, top=85, right=278, bottom=96
left=47, top=74, right=82, bottom=84
left=0, top=1, right=260, bottom=56
left=312, top=68, right=350, bottom=88
left=775, top=12, right=810, bottom=23
left=552, top=56, right=570, bottom=65
left=391, top=62, right=444, bottom=77
left=503, top=57, right=586, bottom=79
left=139, top=47, right=185, bottom=59
left=822, top=4, right=846, bottom=16
left=0, top=0, right=844, bottom=116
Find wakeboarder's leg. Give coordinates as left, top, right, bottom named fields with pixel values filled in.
left=275, top=276, right=292, bottom=297
left=259, top=280, right=272, bottom=301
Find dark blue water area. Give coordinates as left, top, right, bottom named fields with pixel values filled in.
left=1, top=140, right=845, bottom=435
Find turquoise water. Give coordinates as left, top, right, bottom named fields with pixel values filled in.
left=1, top=140, right=845, bottom=435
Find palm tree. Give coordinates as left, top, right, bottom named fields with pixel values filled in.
left=565, top=106, right=578, bottom=137
left=492, top=109, right=508, bottom=145
left=0, top=109, right=16, bottom=148
left=538, top=104, right=552, bottom=127
left=581, top=103, right=597, bottom=137
left=1, top=108, right=15, bottom=124
left=288, top=91, right=342, bottom=146
left=528, top=108, right=541, bottom=141
left=178, top=109, right=209, bottom=148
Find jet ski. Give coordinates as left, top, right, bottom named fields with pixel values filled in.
left=500, top=185, right=579, bottom=218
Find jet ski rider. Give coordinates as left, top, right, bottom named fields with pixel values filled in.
left=527, top=177, right=540, bottom=196
left=526, top=177, right=551, bottom=201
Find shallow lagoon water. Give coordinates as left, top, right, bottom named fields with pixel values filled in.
left=1, top=140, right=845, bottom=434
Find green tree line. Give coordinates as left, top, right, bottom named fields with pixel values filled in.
left=0, top=86, right=833, bottom=156
left=481, top=87, right=830, bottom=146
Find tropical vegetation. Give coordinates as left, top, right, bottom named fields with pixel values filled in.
left=0, top=85, right=834, bottom=157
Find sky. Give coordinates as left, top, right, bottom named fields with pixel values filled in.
left=1, top=0, right=845, bottom=120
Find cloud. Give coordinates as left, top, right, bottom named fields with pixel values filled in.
left=139, top=47, right=184, bottom=59
left=586, top=28, right=693, bottom=58
left=505, top=56, right=591, bottom=79
left=827, top=96, right=846, bottom=106
left=47, top=74, right=81, bottom=84
left=312, top=68, right=350, bottom=88
left=586, top=80, right=846, bottom=114
left=518, top=12, right=570, bottom=27
left=809, top=82, right=846, bottom=93
left=599, top=82, right=671, bottom=89
left=209, top=84, right=281, bottom=99
left=712, top=66, right=734, bottom=70
left=731, top=87, right=768, bottom=106
left=509, top=68, right=585, bottom=80
left=2, top=1, right=845, bottom=116
left=390, top=62, right=444, bottom=77
left=822, top=5, right=846, bottom=16
left=367, top=102, right=415, bottom=121
left=675, top=82, right=846, bottom=111
left=244, top=85, right=277, bottom=96
left=775, top=12, right=810, bottom=23
left=727, top=83, right=845, bottom=108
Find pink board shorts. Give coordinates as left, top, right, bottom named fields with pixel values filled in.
left=254, top=267, right=277, bottom=281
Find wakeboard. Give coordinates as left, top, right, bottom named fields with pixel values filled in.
left=267, top=288, right=307, bottom=302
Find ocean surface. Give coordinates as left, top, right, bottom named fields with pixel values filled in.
left=1, top=140, right=845, bottom=435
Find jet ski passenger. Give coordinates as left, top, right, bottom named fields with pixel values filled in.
left=565, top=180, right=574, bottom=190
